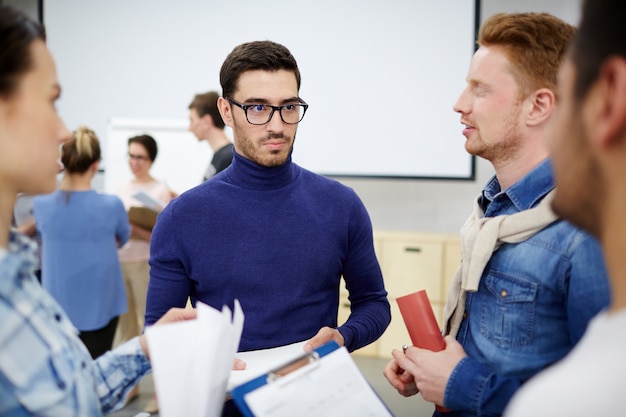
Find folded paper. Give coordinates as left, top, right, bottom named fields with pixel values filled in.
left=145, top=300, right=244, bottom=417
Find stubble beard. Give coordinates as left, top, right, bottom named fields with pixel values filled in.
left=234, top=127, right=295, bottom=168
left=552, top=127, right=604, bottom=238
left=466, top=105, right=523, bottom=164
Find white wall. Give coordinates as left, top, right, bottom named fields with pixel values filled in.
left=44, top=0, right=582, bottom=234
left=338, top=0, right=582, bottom=233
left=43, top=0, right=475, bottom=181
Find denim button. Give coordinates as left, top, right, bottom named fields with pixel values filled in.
left=500, top=290, right=508, bottom=298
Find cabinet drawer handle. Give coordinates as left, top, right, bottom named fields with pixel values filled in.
left=404, top=247, right=422, bottom=253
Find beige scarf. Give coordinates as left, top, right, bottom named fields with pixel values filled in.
left=443, top=189, right=558, bottom=338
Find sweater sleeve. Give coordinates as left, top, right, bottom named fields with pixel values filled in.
left=145, top=204, right=192, bottom=326
left=337, top=192, right=391, bottom=352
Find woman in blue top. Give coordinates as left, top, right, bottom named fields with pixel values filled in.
left=34, top=126, right=130, bottom=358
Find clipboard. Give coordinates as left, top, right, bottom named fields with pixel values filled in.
left=230, top=341, right=393, bottom=417
left=128, top=206, right=159, bottom=230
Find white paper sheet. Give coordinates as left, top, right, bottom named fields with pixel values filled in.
left=132, top=190, right=165, bottom=211
left=227, top=341, right=308, bottom=391
left=145, top=301, right=244, bottom=417
left=243, top=347, right=392, bottom=417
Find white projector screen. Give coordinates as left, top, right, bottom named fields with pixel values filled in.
left=44, top=0, right=477, bottom=183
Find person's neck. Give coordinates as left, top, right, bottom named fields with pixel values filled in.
left=0, top=191, right=17, bottom=248
left=491, top=148, right=549, bottom=190
left=206, top=129, right=231, bottom=153
left=133, top=174, right=154, bottom=183
left=59, top=172, right=93, bottom=191
left=602, top=195, right=626, bottom=313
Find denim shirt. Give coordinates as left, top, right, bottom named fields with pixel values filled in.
left=0, top=232, right=151, bottom=417
left=440, top=159, right=611, bottom=417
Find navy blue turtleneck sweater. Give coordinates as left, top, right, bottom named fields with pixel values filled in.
left=146, top=151, right=390, bottom=352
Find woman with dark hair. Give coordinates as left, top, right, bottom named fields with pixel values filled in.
left=115, top=134, right=174, bottom=347
left=0, top=6, right=195, bottom=415
left=114, top=133, right=174, bottom=410
left=34, top=126, right=130, bottom=359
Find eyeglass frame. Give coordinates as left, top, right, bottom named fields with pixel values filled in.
left=128, top=153, right=151, bottom=162
left=225, top=96, right=309, bottom=125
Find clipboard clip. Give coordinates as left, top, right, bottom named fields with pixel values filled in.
left=266, top=351, right=321, bottom=386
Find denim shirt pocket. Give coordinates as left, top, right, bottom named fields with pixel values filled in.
left=480, top=271, right=538, bottom=349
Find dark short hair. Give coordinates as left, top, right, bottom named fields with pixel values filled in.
left=571, top=0, right=626, bottom=100
left=478, top=12, right=575, bottom=98
left=128, top=134, right=158, bottom=162
left=0, top=6, right=46, bottom=98
left=188, top=91, right=225, bottom=129
left=219, top=40, right=301, bottom=98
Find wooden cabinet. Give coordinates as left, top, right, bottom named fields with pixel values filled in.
left=338, top=230, right=461, bottom=358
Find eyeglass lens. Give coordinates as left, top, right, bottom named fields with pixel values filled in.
left=246, top=104, right=305, bottom=125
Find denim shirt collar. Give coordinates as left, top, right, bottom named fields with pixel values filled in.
left=482, top=158, right=555, bottom=214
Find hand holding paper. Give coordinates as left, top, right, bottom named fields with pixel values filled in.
left=145, top=301, right=244, bottom=417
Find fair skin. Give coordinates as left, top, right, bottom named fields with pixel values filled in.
left=0, top=39, right=201, bottom=362
left=550, top=57, right=626, bottom=312
left=60, top=160, right=99, bottom=192
left=128, top=142, right=155, bottom=183
left=0, top=40, right=69, bottom=247
left=452, top=45, right=554, bottom=189
left=384, top=45, right=558, bottom=405
left=218, top=69, right=299, bottom=168
left=188, top=107, right=231, bottom=152
left=217, top=68, right=344, bottom=351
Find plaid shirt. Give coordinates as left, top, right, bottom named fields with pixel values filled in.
left=0, top=232, right=151, bottom=416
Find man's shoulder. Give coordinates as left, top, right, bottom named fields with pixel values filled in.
left=297, top=165, right=352, bottom=191
left=534, top=217, right=601, bottom=257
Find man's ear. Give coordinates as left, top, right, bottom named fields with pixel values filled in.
left=217, top=97, right=234, bottom=128
left=526, top=88, right=555, bottom=127
left=201, top=114, right=215, bottom=128
left=592, top=56, right=626, bottom=149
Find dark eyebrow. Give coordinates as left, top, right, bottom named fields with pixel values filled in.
left=242, top=97, right=301, bottom=105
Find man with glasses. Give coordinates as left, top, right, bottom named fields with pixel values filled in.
left=146, top=40, right=390, bottom=415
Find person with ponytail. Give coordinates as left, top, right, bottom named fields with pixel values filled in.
left=33, top=126, right=130, bottom=359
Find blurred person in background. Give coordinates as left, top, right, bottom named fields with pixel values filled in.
left=188, top=90, right=234, bottom=181
left=34, top=125, right=130, bottom=359
left=114, top=133, right=174, bottom=407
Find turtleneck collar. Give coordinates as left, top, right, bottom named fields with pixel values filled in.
left=224, top=149, right=299, bottom=190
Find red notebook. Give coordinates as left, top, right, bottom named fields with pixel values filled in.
left=396, top=290, right=450, bottom=412
left=396, top=289, right=445, bottom=351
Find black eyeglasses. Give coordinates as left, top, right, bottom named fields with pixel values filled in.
left=128, top=153, right=150, bottom=162
left=226, top=97, right=308, bottom=125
